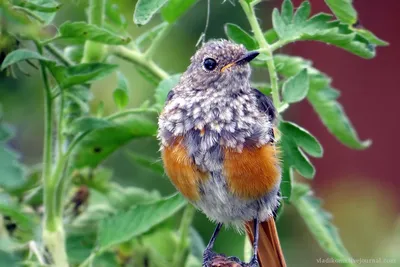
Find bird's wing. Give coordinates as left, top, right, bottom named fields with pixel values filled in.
left=252, top=88, right=276, bottom=124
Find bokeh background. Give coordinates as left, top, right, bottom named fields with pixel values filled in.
left=0, top=0, right=399, bottom=266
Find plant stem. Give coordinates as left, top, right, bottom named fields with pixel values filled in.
left=144, top=23, right=173, bottom=59
left=239, top=0, right=281, bottom=109
left=37, top=44, right=56, bottom=231
left=110, top=46, right=169, bottom=80
left=45, top=44, right=73, bottom=66
left=173, top=205, right=196, bottom=267
left=37, top=42, right=70, bottom=267
left=82, top=0, right=106, bottom=63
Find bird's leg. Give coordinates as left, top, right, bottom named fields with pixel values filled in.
left=249, top=218, right=260, bottom=267
left=203, top=223, right=223, bottom=262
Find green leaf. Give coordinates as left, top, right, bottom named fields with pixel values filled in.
left=272, top=8, right=286, bottom=39
left=0, top=250, right=18, bottom=267
left=21, top=0, right=60, bottom=24
left=279, top=121, right=322, bottom=200
left=135, top=22, right=168, bottom=52
left=47, top=62, right=118, bottom=88
left=107, top=184, right=161, bottom=211
left=105, top=1, right=127, bottom=29
left=1, top=49, right=54, bottom=71
left=126, top=151, right=164, bottom=175
left=13, top=0, right=61, bottom=13
left=133, top=0, right=169, bottom=25
left=67, top=117, right=114, bottom=135
left=282, top=68, right=309, bottom=103
left=154, top=74, right=181, bottom=109
left=161, top=0, right=196, bottom=23
left=70, top=110, right=158, bottom=169
left=274, top=55, right=371, bottom=149
left=59, top=21, right=131, bottom=45
left=264, top=29, right=279, bottom=44
left=0, top=197, right=38, bottom=241
left=281, top=0, right=294, bottom=25
left=292, top=183, right=353, bottom=265
left=97, top=193, right=186, bottom=251
left=224, top=23, right=258, bottom=50
left=324, top=0, right=357, bottom=25
left=308, top=76, right=371, bottom=149
left=113, top=71, right=129, bottom=110
left=293, top=1, right=311, bottom=25
left=354, top=28, right=389, bottom=46
left=64, top=46, right=84, bottom=63
left=0, top=146, right=25, bottom=191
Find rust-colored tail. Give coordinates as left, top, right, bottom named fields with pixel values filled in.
left=245, top=218, right=286, bottom=267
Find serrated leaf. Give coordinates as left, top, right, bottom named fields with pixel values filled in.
left=70, top=110, right=158, bottom=169
left=293, top=1, right=310, bottom=25
left=59, top=21, right=131, bottom=45
left=154, top=74, right=181, bottom=108
left=161, top=0, right=196, bottom=23
left=97, top=193, right=186, bottom=251
left=1, top=49, right=54, bottom=70
left=281, top=0, right=294, bottom=25
left=282, top=68, right=309, bottom=103
left=324, top=0, right=357, bottom=25
left=47, top=62, right=118, bottom=88
left=224, top=23, right=257, bottom=50
left=67, top=117, right=114, bottom=135
left=292, top=182, right=353, bottom=265
left=126, top=152, right=164, bottom=175
left=113, top=71, right=129, bottom=109
left=280, top=121, right=322, bottom=200
left=308, top=77, right=371, bottom=149
left=354, top=28, right=389, bottom=46
left=135, top=22, right=168, bottom=52
left=272, top=8, right=286, bottom=39
left=107, top=184, right=161, bottom=210
left=275, top=55, right=371, bottom=150
left=133, top=0, right=169, bottom=25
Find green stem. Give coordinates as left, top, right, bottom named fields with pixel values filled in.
left=172, top=205, right=196, bottom=267
left=37, top=44, right=56, bottom=231
left=36, top=42, right=70, bottom=267
left=144, top=23, right=173, bottom=59
left=239, top=0, right=281, bottom=109
left=45, top=44, right=73, bottom=66
left=82, top=0, right=106, bottom=63
left=110, top=46, right=169, bottom=80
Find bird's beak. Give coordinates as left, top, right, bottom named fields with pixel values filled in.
left=221, top=51, right=259, bottom=72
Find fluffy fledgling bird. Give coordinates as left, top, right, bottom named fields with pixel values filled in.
left=158, top=39, right=286, bottom=267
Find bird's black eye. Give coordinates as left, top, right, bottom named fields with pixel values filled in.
left=203, top=58, right=217, bottom=71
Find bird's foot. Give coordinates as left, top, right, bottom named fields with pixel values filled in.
left=247, top=256, right=259, bottom=267
left=203, top=251, right=256, bottom=267
left=203, top=248, right=217, bottom=264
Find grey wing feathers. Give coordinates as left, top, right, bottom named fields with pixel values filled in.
left=252, top=88, right=276, bottom=123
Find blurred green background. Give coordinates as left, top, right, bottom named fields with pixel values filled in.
left=0, top=0, right=399, bottom=266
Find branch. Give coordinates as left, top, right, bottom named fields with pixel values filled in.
left=238, top=0, right=281, bottom=109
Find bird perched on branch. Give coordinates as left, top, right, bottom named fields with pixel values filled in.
left=158, top=39, right=286, bottom=267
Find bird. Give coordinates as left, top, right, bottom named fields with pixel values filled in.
left=157, top=39, right=286, bottom=267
